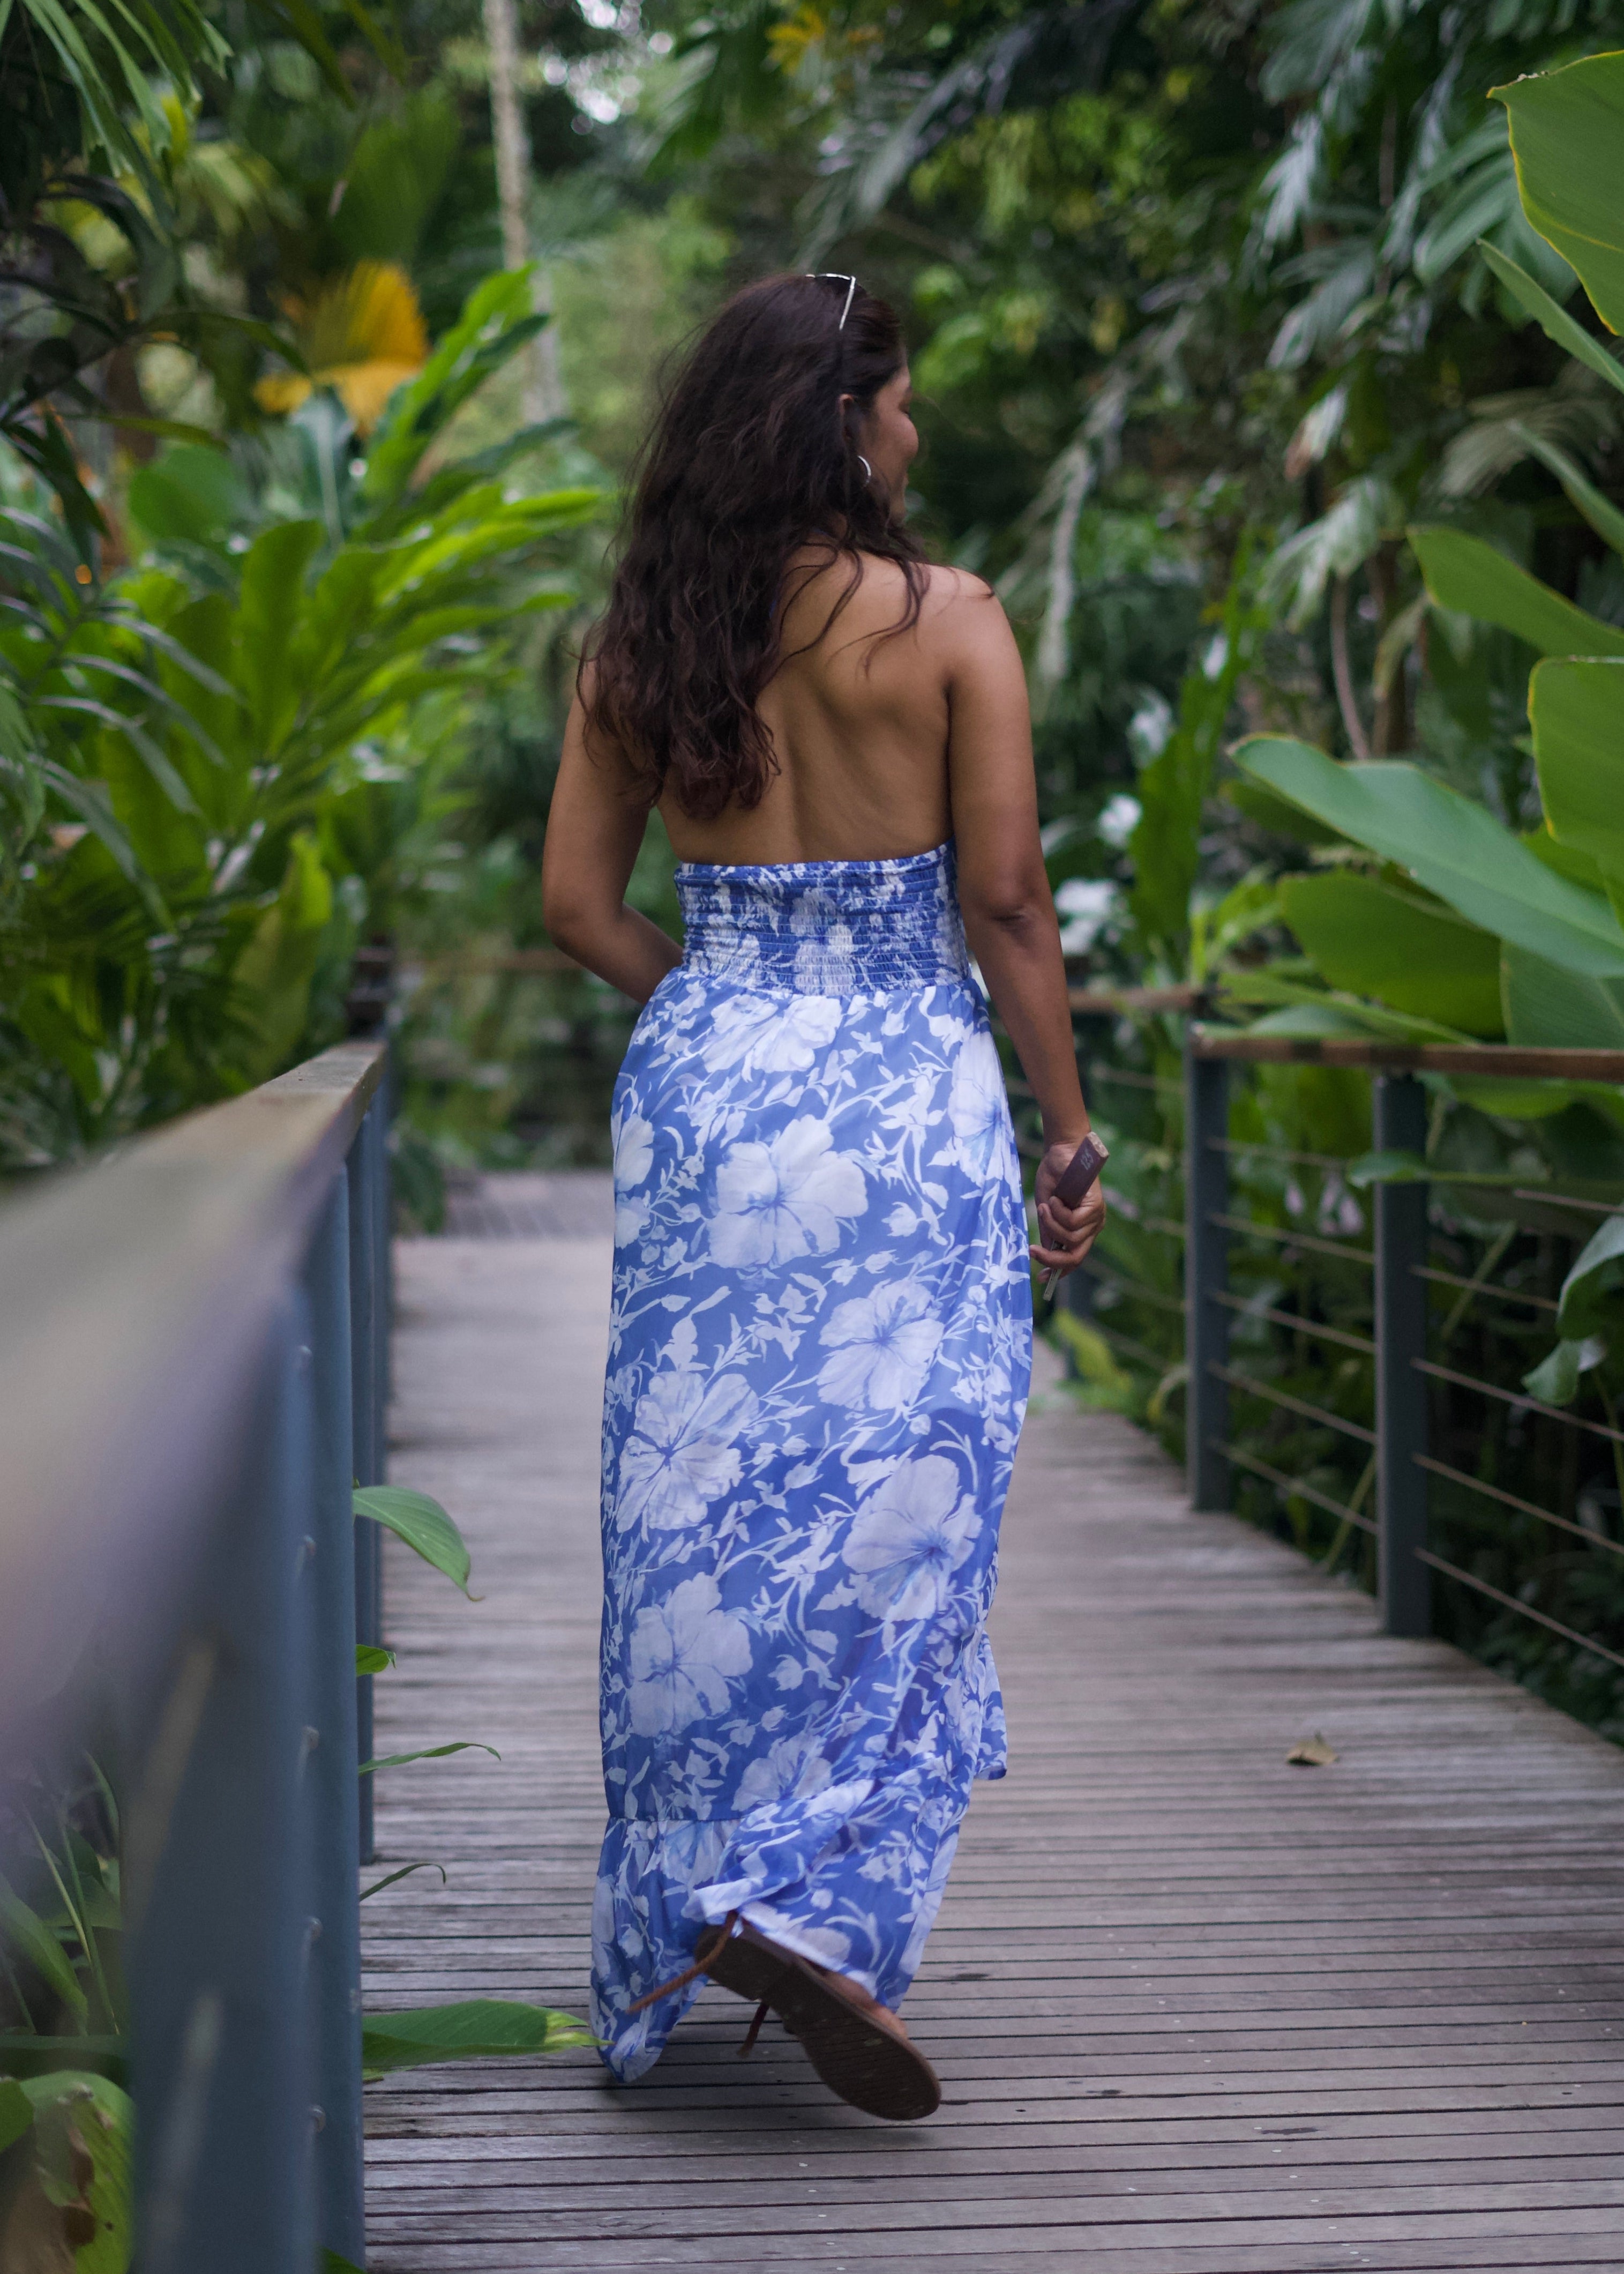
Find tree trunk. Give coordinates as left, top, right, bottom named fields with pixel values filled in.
left=1368, top=541, right=1409, bottom=755
left=482, top=0, right=566, bottom=424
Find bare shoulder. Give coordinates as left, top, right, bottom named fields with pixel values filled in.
left=839, top=554, right=1009, bottom=637
left=914, top=563, right=1019, bottom=672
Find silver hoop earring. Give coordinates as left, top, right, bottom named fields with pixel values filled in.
left=857, top=454, right=873, bottom=483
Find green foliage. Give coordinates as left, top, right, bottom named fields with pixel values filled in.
left=1497, top=50, right=1624, bottom=330
left=0, top=271, right=595, bottom=1165
left=1234, top=737, right=1624, bottom=976
left=360, top=1997, right=595, bottom=2078
left=0, top=2071, right=133, bottom=2270
left=1278, top=873, right=1507, bottom=1038
left=1128, top=554, right=1269, bottom=967
left=358, top=1741, right=500, bottom=1775
left=354, top=1484, right=474, bottom=1595
left=1410, top=525, right=1624, bottom=658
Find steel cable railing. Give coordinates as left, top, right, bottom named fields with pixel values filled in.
left=1021, top=1016, right=1624, bottom=1699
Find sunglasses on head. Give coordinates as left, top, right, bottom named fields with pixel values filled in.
left=806, top=272, right=858, bottom=330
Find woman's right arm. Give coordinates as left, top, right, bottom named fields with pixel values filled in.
left=939, top=579, right=1104, bottom=1274
left=542, top=686, right=683, bottom=1006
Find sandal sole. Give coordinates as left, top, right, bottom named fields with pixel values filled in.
left=698, top=1924, right=941, bottom=2123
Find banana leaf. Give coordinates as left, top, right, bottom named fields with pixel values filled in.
left=1409, top=527, right=1624, bottom=659
left=1278, top=871, right=1505, bottom=1037
left=1495, top=52, right=1624, bottom=333
left=1233, top=737, right=1624, bottom=976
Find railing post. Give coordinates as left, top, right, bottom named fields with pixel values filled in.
left=1375, top=1072, right=1431, bottom=1637
left=1186, top=1039, right=1230, bottom=1511
left=302, top=1173, right=366, bottom=2265
left=131, top=1301, right=317, bottom=2274
left=348, top=1098, right=383, bottom=1866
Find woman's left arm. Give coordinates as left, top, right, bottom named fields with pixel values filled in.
left=542, top=686, right=684, bottom=1005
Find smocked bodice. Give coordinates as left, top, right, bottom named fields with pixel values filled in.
left=675, top=840, right=970, bottom=996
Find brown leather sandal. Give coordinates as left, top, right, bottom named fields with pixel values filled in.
left=627, top=1911, right=941, bottom=2122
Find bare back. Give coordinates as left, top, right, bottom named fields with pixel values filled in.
left=658, top=553, right=984, bottom=867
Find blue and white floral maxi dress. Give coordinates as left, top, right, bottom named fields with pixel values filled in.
left=592, top=841, right=1031, bottom=2081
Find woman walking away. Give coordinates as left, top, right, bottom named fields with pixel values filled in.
left=542, top=272, right=1103, bottom=2121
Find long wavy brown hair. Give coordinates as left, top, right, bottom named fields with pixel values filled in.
left=580, top=273, right=928, bottom=820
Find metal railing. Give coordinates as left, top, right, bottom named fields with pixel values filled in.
left=0, top=1040, right=391, bottom=2271
left=1031, top=1020, right=1624, bottom=1683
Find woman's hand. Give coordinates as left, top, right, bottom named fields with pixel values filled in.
left=1030, top=1137, right=1106, bottom=1280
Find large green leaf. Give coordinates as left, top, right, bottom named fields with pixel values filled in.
left=17, top=2071, right=133, bottom=2273
left=0, top=2076, right=32, bottom=2155
left=1522, top=1336, right=1606, bottom=1406
left=1557, top=1212, right=1624, bottom=1339
left=1495, top=53, right=1624, bottom=334
left=0, top=1880, right=88, bottom=2022
left=1223, top=971, right=1470, bottom=1044
left=1278, top=873, right=1505, bottom=1037
left=1509, top=424, right=1624, bottom=557
left=360, top=1999, right=594, bottom=2077
left=126, top=445, right=251, bottom=552
left=233, top=520, right=322, bottom=751
left=1408, top=527, right=1624, bottom=659
left=1477, top=242, right=1624, bottom=398
left=1502, top=943, right=1624, bottom=1047
left=1232, top=739, right=1624, bottom=976
left=1530, top=658, right=1624, bottom=906
left=353, top=1485, right=474, bottom=1594
left=229, top=830, right=334, bottom=1084
left=358, top=1742, right=499, bottom=1776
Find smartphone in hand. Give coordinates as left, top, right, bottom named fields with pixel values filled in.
left=1039, top=1132, right=1109, bottom=1295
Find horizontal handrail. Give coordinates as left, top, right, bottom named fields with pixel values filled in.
left=0, top=1040, right=387, bottom=1751
left=1072, top=983, right=1214, bottom=1016
left=1191, top=1025, right=1624, bottom=1082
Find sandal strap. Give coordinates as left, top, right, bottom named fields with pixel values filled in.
left=623, top=1912, right=740, bottom=2015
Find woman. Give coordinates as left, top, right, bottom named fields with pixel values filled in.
left=542, top=272, right=1103, bottom=2122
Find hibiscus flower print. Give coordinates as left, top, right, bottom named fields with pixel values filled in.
left=842, top=1453, right=979, bottom=1621
left=708, top=1116, right=866, bottom=1267
left=592, top=844, right=1029, bottom=2084
left=734, top=1731, right=835, bottom=1813
left=614, top=1108, right=655, bottom=1190
left=701, top=994, right=842, bottom=1077
left=617, top=1371, right=757, bottom=1531
left=627, top=1574, right=754, bottom=1736
left=946, top=1030, right=1010, bottom=1178
left=817, top=1280, right=944, bottom=1413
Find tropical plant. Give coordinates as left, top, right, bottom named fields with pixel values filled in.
left=1224, top=51, right=1624, bottom=1398
left=0, top=266, right=595, bottom=1166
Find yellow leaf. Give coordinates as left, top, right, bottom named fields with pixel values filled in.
left=1285, top=1733, right=1338, bottom=1767
left=255, top=261, right=430, bottom=435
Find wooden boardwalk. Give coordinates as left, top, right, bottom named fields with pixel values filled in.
left=363, top=1177, right=1624, bottom=2271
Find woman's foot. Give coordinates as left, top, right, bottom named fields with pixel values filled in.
left=695, top=1914, right=941, bottom=2122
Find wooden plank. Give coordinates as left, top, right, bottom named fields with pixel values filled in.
left=364, top=1192, right=1624, bottom=2270
left=357, top=2243, right=1624, bottom=2273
